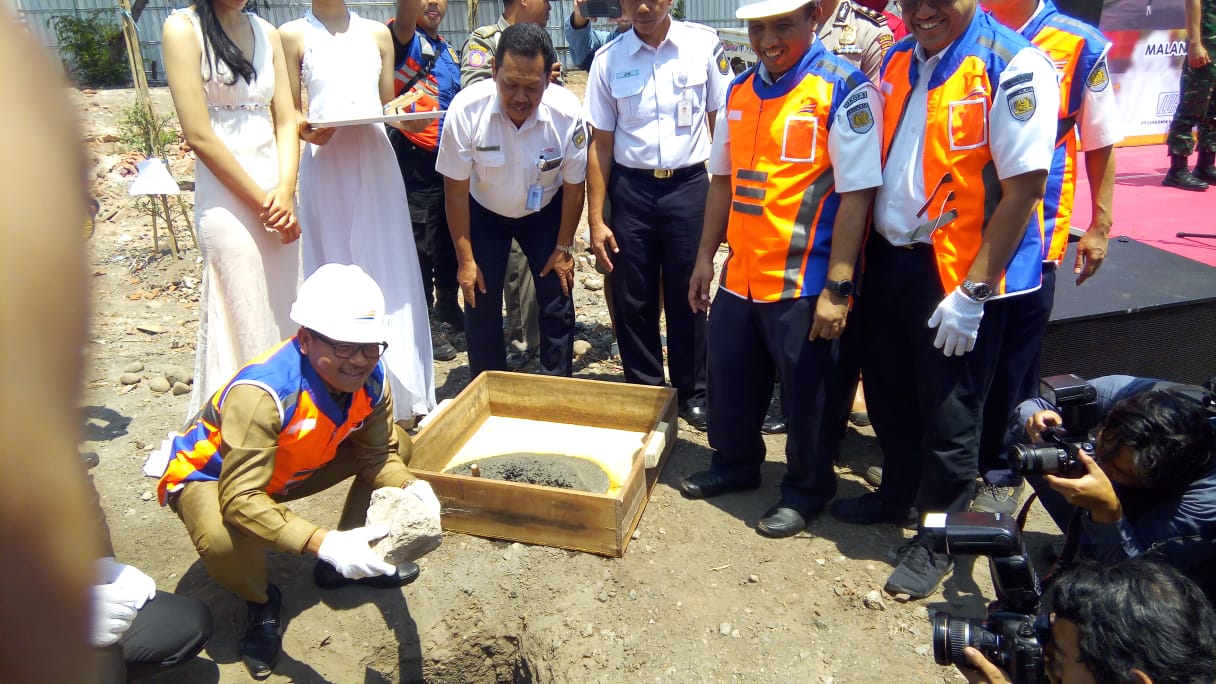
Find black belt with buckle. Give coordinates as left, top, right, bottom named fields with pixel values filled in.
left=613, top=163, right=704, bottom=181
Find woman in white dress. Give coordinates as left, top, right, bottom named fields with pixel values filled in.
left=162, top=0, right=302, bottom=415
left=280, top=1, right=436, bottom=420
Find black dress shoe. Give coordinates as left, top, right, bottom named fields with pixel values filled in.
left=433, top=300, right=465, bottom=333
left=242, top=584, right=283, bottom=680
left=679, top=405, right=708, bottom=432
left=313, top=560, right=422, bottom=590
left=679, top=469, right=760, bottom=499
left=761, top=416, right=787, bottom=434
left=758, top=504, right=812, bottom=538
left=829, top=493, right=917, bottom=526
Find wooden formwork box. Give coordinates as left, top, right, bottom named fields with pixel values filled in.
left=408, top=372, right=678, bottom=556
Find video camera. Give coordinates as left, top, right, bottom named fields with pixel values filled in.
left=922, top=512, right=1049, bottom=684
left=1009, top=374, right=1099, bottom=478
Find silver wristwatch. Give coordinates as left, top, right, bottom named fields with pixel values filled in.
left=555, top=243, right=576, bottom=256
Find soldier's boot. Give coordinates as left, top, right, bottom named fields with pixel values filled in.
left=1163, top=153, right=1210, bottom=191
left=1195, top=148, right=1216, bottom=184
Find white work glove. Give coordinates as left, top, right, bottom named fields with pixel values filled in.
left=927, top=287, right=985, bottom=357
left=316, top=525, right=395, bottom=580
left=402, top=479, right=441, bottom=522
left=91, top=583, right=138, bottom=646
left=95, top=557, right=156, bottom=610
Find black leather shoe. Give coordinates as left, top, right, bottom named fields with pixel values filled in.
left=679, top=468, right=760, bottom=499
left=431, top=328, right=458, bottom=362
left=433, top=299, right=465, bottom=333
left=242, top=584, right=282, bottom=680
left=758, top=504, right=813, bottom=538
left=1164, top=154, right=1210, bottom=191
left=313, top=560, right=422, bottom=590
left=679, top=405, right=708, bottom=432
left=829, top=493, right=917, bottom=526
left=761, top=416, right=787, bottom=434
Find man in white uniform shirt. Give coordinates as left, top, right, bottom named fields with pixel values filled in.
left=437, top=23, right=588, bottom=377
left=585, top=0, right=731, bottom=432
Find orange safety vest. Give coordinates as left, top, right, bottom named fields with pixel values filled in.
left=388, top=19, right=460, bottom=152
left=1021, top=2, right=1110, bottom=263
left=157, top=338, right=386, bottom=504
left=721, top=41, right=868, bottom=301
left=880, top=11, right=1044, bottom=295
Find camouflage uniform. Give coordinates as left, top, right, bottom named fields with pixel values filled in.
left=817, top=0, right=895, bottom=82
left=1166, top=0, right=1216, bottom=155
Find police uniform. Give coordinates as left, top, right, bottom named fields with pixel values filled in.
left=460, top=16, right=542, bottom=357
left=857, top=9, right=1058, bottom=518
left=435, top=79, right=588, bottom=377
left=817, top=0, right=894, bottom=81
left=387, top=19, right=462, bottom=321
left=978, top=0, right=1122, bottom=489
left=701, top=39, right=882, bottom=513
left=1165, top=0, right=1216, bottom=158
left=584, top=20, right=730, bottom=416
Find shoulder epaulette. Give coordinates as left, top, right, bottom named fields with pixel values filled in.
left=472, top=23, right=500, bottom=39
left=852, top=3, right=888, bottom=27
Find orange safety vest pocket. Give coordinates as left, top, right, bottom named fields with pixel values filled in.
left=947, top=98, right=989, bottom=150
left=781, top=115, right=818, bottom=163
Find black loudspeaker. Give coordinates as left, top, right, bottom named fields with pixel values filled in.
left=1042, top=237, right=1216, bottom=384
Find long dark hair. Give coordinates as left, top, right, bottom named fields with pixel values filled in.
left=194, top=0, right=256, bottom=84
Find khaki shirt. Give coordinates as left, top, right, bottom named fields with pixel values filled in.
left=459, top=16, right=510, bottom=89
left=817, top=0, right=894, bottom=82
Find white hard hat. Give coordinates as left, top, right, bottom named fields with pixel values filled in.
left=290, top=264, right=389, bottom=344
left=736, top=0, right=817, bottom=19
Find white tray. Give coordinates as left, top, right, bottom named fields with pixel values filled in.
left=308, top=110, right=444, bottom=128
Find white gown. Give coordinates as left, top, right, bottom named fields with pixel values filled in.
left=292, top=9, right=436, bottom=418
left=180, top=9, right=301, bottom=416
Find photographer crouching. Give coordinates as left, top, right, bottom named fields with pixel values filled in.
left=1012, top=375, right=1216, bottom=602
left=957, top=557, right=1216, bottom=684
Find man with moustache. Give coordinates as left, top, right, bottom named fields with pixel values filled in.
left=680, top=0, right=882, bottom=537
left=388, top=0, right=464, bottom=361
left=828, top=0, right=1058, bottom=598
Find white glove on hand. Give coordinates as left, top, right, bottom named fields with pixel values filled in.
left=403, top=479, right=441, bottom=521
left=927, top=287, right=985, bottom=357
left=317, top=525, right=395, bottom=580
left=95, top=557, right=156, bottom=610
left=91, top=582, right=137, bottom=647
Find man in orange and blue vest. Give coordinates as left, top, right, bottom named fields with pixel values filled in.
left=828, top=0, right=1059, bottom=598
left=145, top=264, right=439, bottom=679
left=680, top=0, right=883, bottom=538
left=974, top=0, right=1121, bottom=514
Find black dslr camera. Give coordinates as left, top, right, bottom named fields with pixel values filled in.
left=1009, top=374, right=1099, bottom=478
left=922, top=512, right=1049, bottom=684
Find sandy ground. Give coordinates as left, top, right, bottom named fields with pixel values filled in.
left=77, top=77, right=1060, bottom=683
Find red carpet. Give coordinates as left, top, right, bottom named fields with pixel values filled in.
left=1070, top=144, right=1216, bottom=267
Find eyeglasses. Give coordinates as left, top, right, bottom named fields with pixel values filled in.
left=898, top=0, right=955, bottom=11
left=307, top=329, right=388, bottom=360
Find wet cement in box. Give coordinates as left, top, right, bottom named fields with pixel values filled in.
left=444, top=453, right=611, bottom=494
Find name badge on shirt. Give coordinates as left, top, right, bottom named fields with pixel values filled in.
left=615, top=69, right=640, bottom=80
left=677, top=92, right=693, bottom=128
left=526, top=184, right=544, bottom=211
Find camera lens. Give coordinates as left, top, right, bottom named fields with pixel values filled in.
left=932, top=612, right=998, bottom=666
left=1009, top=444, right=1065, bottom=476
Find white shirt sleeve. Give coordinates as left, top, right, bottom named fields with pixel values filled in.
left=707, top=110, right=732, bottom=176
left=585, top=53, right=618, bottom=132
left=705, top=44, right=731, bottom=113
left=1077, top=50, right=1122, bottom=151
left=563, top=118, right=590, bottom=184
left=435, top=93, right=473, bottom=181
left=829, top=82, right=884, bottom=193
left=989, top=46, right=1060, bottom=180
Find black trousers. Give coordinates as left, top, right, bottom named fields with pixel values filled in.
left=389, top=132, right=459, bottom=311
left=706, top=292, right=837, bottom=512
left=858, top=236, right=1017, bottom=514
left=607, top=165, right=708, bottom=408
left=98, top=590, right=213, bottom=683
left=978, top=263, right=1056, bottom=486
left=464, top=192, right=574, bottom=377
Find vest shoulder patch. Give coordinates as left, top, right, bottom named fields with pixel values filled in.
left=1007, top=86, right=1037, bottom=121
left=847, top=102, right=874, bottom=133
left=1085, top=59, right=1110, bottom=92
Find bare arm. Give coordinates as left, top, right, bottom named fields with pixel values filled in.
left=964, top=170, right=1047, bottom=285
left=587, top=127, right=617, bottom=270
left=809, top=188, right=873, bottom=340
left=280, top=22, right=336, bottom=147
left=263, top=25, right=301, bottom=242
left=1074, top=144, right=1114, bottom=285
left=376, top=23, right=429, bottom=134
left=162, top=13, right=272, bottom=213
left=444, top=176, right=485, bottom=307
left=392, top=0, right=421, bottom=45
left=688, top=174, right=732, bottom=313
left=1186, top=0, right=1211, bottom=68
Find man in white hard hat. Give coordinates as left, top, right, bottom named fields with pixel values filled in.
left=146, top=263, right=439, bottom=679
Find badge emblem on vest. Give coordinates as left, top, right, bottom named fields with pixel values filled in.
left=1007, top=86, right=1036, bottom=121
left=848, top=102, right=874, bottom=134
left=1086, top=61, right=1110, bottom=92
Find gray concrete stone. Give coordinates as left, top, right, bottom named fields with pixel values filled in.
left=366, top=485, right=443, bottom=564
